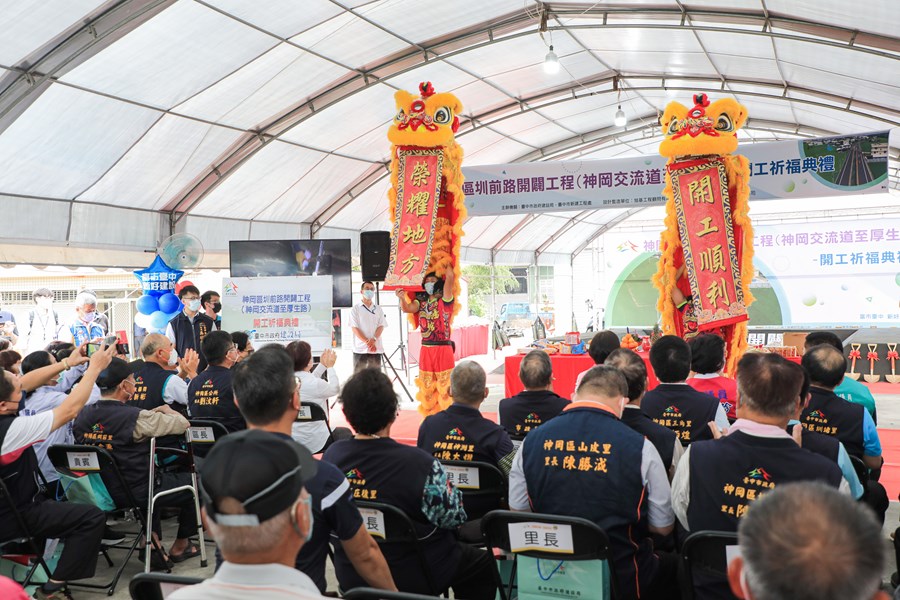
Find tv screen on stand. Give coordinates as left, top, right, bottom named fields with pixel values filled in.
left=229, top=239, right=353, bottom=308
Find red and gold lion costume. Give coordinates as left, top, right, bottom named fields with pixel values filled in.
left=652, top=94, right=754, bottom=375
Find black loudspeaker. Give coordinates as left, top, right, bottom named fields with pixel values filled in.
left=360, top=231, right=391, bottom=282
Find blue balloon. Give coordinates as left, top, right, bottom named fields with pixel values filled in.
left=166, top=310, right=181, bottom=321
left=136, top=295, right=159, bottom=316
left=158, top=292, right=180, bottom=314
left=149, top=310, right=170, bottom=330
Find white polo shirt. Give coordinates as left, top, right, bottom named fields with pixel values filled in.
left=348, top=301, right=387, bottom=354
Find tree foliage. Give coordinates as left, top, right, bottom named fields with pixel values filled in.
left=462, top=264, right=519, bottom=317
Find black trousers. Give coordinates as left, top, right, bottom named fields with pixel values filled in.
left=643, top=550, right=682, bottom=600
left=865, top=480, right=889, bottom=524
left=449, top=542, right=497, bottom=600
left=352, top=352, right=383, bottom=373
left=151, top=472, right=199, bottom=540
left=13, top=498, right=105, bottom=582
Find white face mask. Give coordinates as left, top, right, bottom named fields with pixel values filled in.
left=36, top=297, right=53, bottom=309
left=187, top=299, right=201, bottom=312
left=168, top=349, right=179, bottom=367
left=82, top=311, right=96, bottom=323
left=424, top=282, right=435, bottom=295
left=362, top=290, right=375, bottom=300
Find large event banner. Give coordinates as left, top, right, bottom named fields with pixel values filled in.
left=462, top=131, right=891, bottom=216
left=385, top=148, right=444, bottom=289
left=670, top=157, right=748, bottom=329
left=221, top=276, right=333, bottom=351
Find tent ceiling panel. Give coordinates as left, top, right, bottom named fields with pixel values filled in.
left=773, top=38, right=899, bottom=93
left=572, top=26, right=704, bottom=55
left=383, top=62, right=475, bottom=99
left=279, top=83, right=395, bottom=150
left=464, top=135, right=534, bottom=165
left=174, top=42, right=352, bottom=129
left=445, top=79, right=517, bottom=119
left=447, top=33, right=583, bottom=81
left=188, top=141, right=331, bottom=220
left=78, top=114, right=243, bottom=210
left=0, top=84, right=158, bottom=199
left=458, top=216, right=501, bottom=245
left=484, top=50, right=614, bottom=101
left=455, top=126, right=528, bottom=159
left=289, top=11, right=408, bottom=70
left=59, top=0, right=278, bottom=109
left=0, top=195, right=71, bottom=243
left=541, top=220, right=611, bottom=255
left=464, top=214, right=535, bottom=250
left=359, top=0, right=523, bottom=45
left=69, top=203, right=161, bottom=249
left=326, top=178, right=392, bottom=231
left=484, top=119, right=572, bottom=153
left=695, top=30, right=776, bottom=60
left=183, top=215, right=250, bottom=253
left=0, top=0, right=107, bottom=66
left=201, top=0, right=343, bottom=39
left=501, top=214, right=572, bottom=252
left=766, top=0, right=896, bottom=39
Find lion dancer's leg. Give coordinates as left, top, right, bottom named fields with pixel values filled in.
left=416, top=345, right=454, bottom=416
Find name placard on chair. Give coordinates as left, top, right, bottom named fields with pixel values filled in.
left=66, top=451, right=100, bottom=471
left=297, top=406, right=313, bottom=420
left=444, top=465, right=480, bottom=490
left=188, top=427, right=215, bottom=443
left=508, top=522, right=574, bottom=554
left=359, top=508, right=386, bottom=539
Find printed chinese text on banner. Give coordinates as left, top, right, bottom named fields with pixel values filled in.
left=385, top=148, right=444, bottom=289
left=671, top=157, right=748, bottom=330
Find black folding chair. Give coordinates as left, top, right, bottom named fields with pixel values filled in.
left=0, top=477, right=53, bottom=588
left=438, top=460, right=507, bottom=520
left=344, top=588, right=442, bottom=600
left=186, top=419, right=230, bottom=458
left=129, top=572, right=202, bottom=600
left=296, top=401, right=334, bottom=453
left=848, top=454, right=870, bottom=491
left=481, top=509, right=620, bottom=600
left=679, top=530, right=739, bottom=600
left=509, top=433, right=526, bottom=452
left=48, top=444, right=150, bottom=595
left=354, top=500, right=443, bottom=596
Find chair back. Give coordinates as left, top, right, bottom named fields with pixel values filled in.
left=187, top=419, right=229, bottom=447
left=0, top=477, right=53, bottom=587
left=848, top=454, right=869, bottom=485
left=439, top=460, right=507, bottom=519
left=297, top=401, right=330, bottom=424
left=129, top=572, right=202, bottom=600
left=47, top=443, right=143, bottom=516
left=510, top=433, right=525, bottom=451
left=343, top=588, right=442, bottom=600
left=680, top=530, right=739, bottom=600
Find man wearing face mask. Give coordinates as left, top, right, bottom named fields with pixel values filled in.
left=201, top=290, right=223, bottom=331
left=131, top=333, right=199, bottom=412
left=24, top=288, right=63, bottom=355
left=508, top=365, right=679, bottom=600
left=188, top=331, right=245, bottom=433
left=63, top=291, right=106, bottom=347
left=166, top=285, right=216, bottom=373
left=74, top=358, right=202, bottom=566
left=349, top=281, right=387, bottom=373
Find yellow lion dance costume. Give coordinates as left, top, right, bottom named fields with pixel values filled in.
left=652, top=93, right=754, bottom=375
left=388, top=82, right=466, bottom=415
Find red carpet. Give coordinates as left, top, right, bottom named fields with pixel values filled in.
left=861, top=381, right=900, bottom=395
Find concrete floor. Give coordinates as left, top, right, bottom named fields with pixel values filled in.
left=34, top=347, right=900, bottom=597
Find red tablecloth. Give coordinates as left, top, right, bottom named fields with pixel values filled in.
left=408, top=324, right=490, bottom=363
left=504, top=351, right=658, bottom=399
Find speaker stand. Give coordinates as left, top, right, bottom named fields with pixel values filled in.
left=375, top=284, right=415, bottom=405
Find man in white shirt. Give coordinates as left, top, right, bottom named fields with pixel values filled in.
left=348, top=281, right=387, bottom=372
left=169, top=429, right=329, bottom=600
left=23, top=288, right=64, bottom=354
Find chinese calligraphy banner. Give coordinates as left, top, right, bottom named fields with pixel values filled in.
left=221, top=275, right=333, bottom=351
left=670, top=158, right=748, bottom=330
left=462, top=131, right=890, bottom=216
left=385, top=148, right=444, bottom=289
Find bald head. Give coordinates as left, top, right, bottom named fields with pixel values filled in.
left=801, top=344, right=846, bottom=390
left=575, top=365, right=628, bottom=414
left=141, top=333, right=175, bottom=367
left=519, top=350, right=553, bottom=390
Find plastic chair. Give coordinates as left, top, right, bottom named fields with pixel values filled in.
left=128, top=572, right=202, bottom=600
left=295, top=401, right=334, bottom=453
left=481, top=509, right=620, bottom=600
left=47, top=444, right=150, bottom=595
left=679, top=530, right=739, bottom=600
left=0, top=477, right=53, bottom=588
left=343, top=588, right=442, bottom=600
left=438, top=460, right=507, bottom=520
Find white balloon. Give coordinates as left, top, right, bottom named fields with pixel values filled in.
left=134, top=313, right=153, bottom=329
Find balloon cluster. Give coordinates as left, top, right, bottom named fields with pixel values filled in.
left=133, top=256, right=188, bottom=334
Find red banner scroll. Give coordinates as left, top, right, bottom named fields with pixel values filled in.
left=670, top=157, right=748, bottom=330
left=385, top=148, right=444, bottom=289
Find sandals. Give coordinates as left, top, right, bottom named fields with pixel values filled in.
left=169, top=542, right=201, bottom=563
left=139, top=546, right=174, bottom=571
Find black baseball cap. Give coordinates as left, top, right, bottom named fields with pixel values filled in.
left=96, top=357, right=140, bottom=390
left=199, top=429, right=317, bottom=526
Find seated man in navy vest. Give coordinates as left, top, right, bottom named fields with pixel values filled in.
left=605, top=348, right=683, bottom=479
left=499, top=350, right=570, bottom=437
left=641, top=335, right=728, bottom=445
left=230, top=346, right=395, bottom=593
left=804, top=331, right=877, bottom=422
left=0, top=345, right=112, bottom=600
left=188, top=330, right=245, bottom=433
left=132, top=333, right=198, bottom=412
left=671, top=353, right=845, bottom=600
left=728, top=482, right=889, bottom=600
left=325, top=369, right=496, bottom=599
left=166, top=285, right=216, bottom=373
left=509, top=365, right=678, bottom=600
left=74, top=358, right=203, bottom=567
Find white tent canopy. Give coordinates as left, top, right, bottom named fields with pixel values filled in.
left=0, top=0, right=898, bottom=267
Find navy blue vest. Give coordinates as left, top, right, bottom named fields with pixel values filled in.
left=641, top=383, right=721, bottom=444
left=323, top=438, right=461, bottom=594
left=802, top=387, right=865, bottom=458
left=187, top=365, right=244, bottom=433
left=130, top=362, right=176, bottom=411
left=522, top=406, right=654, bottom=600
left=499, top=390, right=570, bottom=436
left=620, top=406, right=677, bottom=471
left=0, top=415, right=43, bottom=524
left=790, top=427, right=840, bottom=463
left=168, top=312, right=215, bottom=373
left=74, top=400, right=148, bottom=506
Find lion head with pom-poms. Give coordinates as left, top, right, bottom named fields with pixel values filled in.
left=659, top=93, right=748, bottom=159
left=387, top=82, right=462, bottom=148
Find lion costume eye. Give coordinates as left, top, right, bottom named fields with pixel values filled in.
left=434, top=107, right=452, bottom=125
left=396, top=109, right=405, bottom=121
left=667, top=118, right=680, bottom=135
left=715, top=114, right=733, bottom=132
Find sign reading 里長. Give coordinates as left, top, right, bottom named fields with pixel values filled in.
left=508, top=522, right=574, bottom=554
left=670, top=157, right=748, bottom=330
left=444, top=465, right=480, bottom=489
left=221, top=276, right=333, bottom=352
left=385, top=148, right=444, bottom=289
left=359, top=507, right=386, bottom=539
